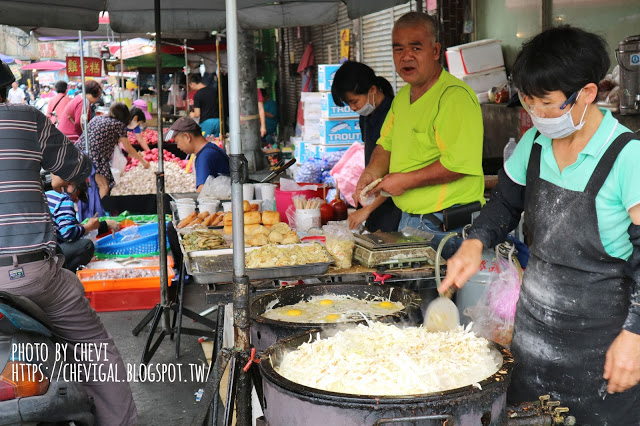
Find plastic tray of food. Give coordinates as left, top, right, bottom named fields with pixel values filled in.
left=77, top=266, right=175, bottom=291
left=184, top=243, right=333, bottom=284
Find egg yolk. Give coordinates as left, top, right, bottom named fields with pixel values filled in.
left=325, top=314, right=340, bottom=321
left=287, top=309, right=303, bottom=316
left=379, top=301, right=394, bottom=308
left=319, top=299, right=334, bottom=306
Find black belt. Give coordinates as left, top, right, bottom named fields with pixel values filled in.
left=0, top=251, right=49, bottom=267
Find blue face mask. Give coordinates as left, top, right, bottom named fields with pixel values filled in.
left=355, top=91, right=376, bottom=116
left=529, top=89, right=587, bottom=139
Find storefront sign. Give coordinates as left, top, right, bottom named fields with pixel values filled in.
left=66, top=56, right=102, bottom=77
left=38, top=43, right=57, bottom=59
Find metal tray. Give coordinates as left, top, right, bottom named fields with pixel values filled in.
left=184, top=244, right=333, bottom=284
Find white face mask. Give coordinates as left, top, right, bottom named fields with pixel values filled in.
left=355, top=90, right=376, bottom=116
left=529, top=89, right=588, bottom=139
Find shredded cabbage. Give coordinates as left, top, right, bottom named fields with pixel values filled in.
left=276, top=322, right=500, bottom=396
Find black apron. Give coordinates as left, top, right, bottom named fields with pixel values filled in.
left=509, top=132, right=640, bottom=425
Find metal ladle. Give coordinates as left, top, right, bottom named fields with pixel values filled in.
left=424, top=232, right=460, bottom=332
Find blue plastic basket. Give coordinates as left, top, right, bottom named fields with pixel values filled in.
left=95, top=223, right=168, bottom=256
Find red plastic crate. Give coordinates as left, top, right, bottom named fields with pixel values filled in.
left=85, top=288, right=161, bottom=312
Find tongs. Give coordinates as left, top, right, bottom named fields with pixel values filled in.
left=258, top=158, right=297, bottom=183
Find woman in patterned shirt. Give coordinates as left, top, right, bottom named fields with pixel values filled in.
left=75, top=102, right=149, bottom=198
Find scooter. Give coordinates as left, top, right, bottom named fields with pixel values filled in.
left=0, top=292, right=94, bottom=425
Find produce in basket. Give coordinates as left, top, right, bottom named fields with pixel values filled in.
left=112, top=161, right=195, bottom=195
left=85, top=268, right=161, bottom=280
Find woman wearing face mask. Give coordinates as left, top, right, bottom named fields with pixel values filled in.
left=331, top=61, right=402, bottom=232
left=127, top=107, right=151, bottom=152
left=440, top=26, right=640, bottom=423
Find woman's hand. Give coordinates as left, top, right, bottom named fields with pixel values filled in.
left=94, top=174, right=110, bottom=199
left=604, top=330, right=640, bottom=393
left=348, top=207, right=371, bottom=230
left=141, top=158, right=151, bottom=169
left=439, top=239, right=484, bottom=293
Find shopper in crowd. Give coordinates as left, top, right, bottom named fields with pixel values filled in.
left=57, top=79, right=102, bottom=142
left=441, top=26, right=640, bottom=423
left=332, top=61, right=402, bottom=232
left=127, top=106, right=151, bottom=151
left=0, top=59, right=137, bottom=425
left=259, top=89, right=279, bottom=145
left=189, top=73, right=220, bottom=137
left=46, top=80, right=70, bottom=125
left=40, top=84, right=55, bottom=99
left=46, top=174, right=119, bottom=271
left=75, top=102, right=150, bottom=199
left=354, top=12, right=484, bottom=258
left=7, top=81, right=25, bottom=104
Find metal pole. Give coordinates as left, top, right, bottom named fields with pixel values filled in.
left=78, top=31, right=89, bottom=153
left=120, top=36, right=125, bottom=103
left=183, top=39, right=189, bottom=113
left=153, top=0, right=171, bottom=333
left=173, top=73, right=176, bottom=115
left=216, top=35, right=225, bottom=138
left=226, top=0, right=252, bottom=424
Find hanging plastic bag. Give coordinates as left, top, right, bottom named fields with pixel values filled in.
left=464, top=244, right=522, bottom=347
left=329, top=142, right=365, bottom=206
left=323, top=221, right=355, bottom=269
left=198, top=175, right=232, bottom=200
left=110, top=145, right=128, bottom=185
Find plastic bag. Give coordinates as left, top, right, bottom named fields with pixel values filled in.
left=198, top=175, right=232, bottom=200
left=119, top=225, right=142, bottom=243
left=329, top=142, right=365, bottom=206
left=110, top=146, right=127, bottom=185
left=323, top=221, right=355, bottom=269
left=464, top=248, right=522, bottom=347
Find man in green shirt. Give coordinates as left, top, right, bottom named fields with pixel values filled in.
left=355, top=12, right=484, bottom=258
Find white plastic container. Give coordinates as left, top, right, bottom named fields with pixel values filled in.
left=198, top=199, right=220, bottom=214
left=176, top=204, right=196, bottom=220
left=242, top=183, right=255, bottom=201
left=258, top=183, right=276, bottom=201
left=446, top=39, right=504, bottom=76
left=222, top=202, right=232, bottom=212
left=294, top=208, right=321, bottom=232
left=458, top=67, right=507, bottom=94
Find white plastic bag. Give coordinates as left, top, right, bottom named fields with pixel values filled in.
left=323, top=221, right=355, bottom=269
left=110, top=146, right=128, bottom=185
left=198, top=175, right=232, bottom=200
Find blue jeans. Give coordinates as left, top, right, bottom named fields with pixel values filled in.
left=398, top=212, right=464, bottom=260
left=200, top=118, right=220, bottom=137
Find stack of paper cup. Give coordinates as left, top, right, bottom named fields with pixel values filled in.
left=258, top=184, right=276, bottom=211
left=175, top=199, right=196, bottom=220
left=243, top=183, right=255, bottom=201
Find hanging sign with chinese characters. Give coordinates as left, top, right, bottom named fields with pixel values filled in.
left=66, top=56, right=102, bottom=77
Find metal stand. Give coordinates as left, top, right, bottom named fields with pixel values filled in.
left=132, top=262, right=216, bottom=363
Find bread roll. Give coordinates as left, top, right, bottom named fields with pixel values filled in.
left=223, top=212, right=233, bottom=225
left=281, top=231, right=300, bottom=245
left=202, top=214, right=217, bottom=226
left=177, top=212, right=198, bottom=228
left=250, top=225, right=270, bottom=236
left=223, top=225, right=233, bottom=235
left=244, top=223, right=260, bottom=235
left=244, top=211, right=261, bottom=225
left=248, top=233, right=268, bottom=247
left=198, top=211, right=210, bottom=220
left=268, top=231, right=283, bottom=244
left=187, top=217, right=203, bottom=227
left=270, top=222, right=290, bottom=235
left=250, top=203, right=259, bottom=212
left=243, top=200, right=251, bottom=212
left=211, top=214, right=224, bottom=226
left=262, top=210, right=281, bottom=225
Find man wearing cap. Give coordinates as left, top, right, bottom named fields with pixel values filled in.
left=188, top=73, right=220, bottom=138
left=167, top=117, right=230, bottom=192
left=46, top=174, right=119, bottom=271
left=0, top=60, right=137, bottom=424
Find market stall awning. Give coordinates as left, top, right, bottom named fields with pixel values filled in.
left=20, top=60, right=66, bottom=71
left=124, top=53, right=184, bottom=69
left=0, top=0, right=410, bottom=33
